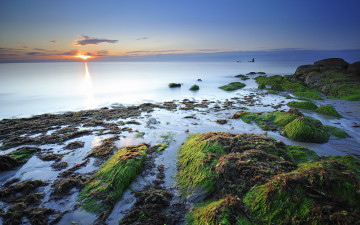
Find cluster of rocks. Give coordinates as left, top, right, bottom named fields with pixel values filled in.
left=295, top=58, right=360, bottom=96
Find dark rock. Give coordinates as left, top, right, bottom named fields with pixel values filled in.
left=347, top=61, right=360, bottom=75
left=168, top=83, right=181, bottom=88
left=0, top=155, right=19, bottom=171
left=314, top=58, right=349, bottom=69
left=64, top=141, right=84, bottom=150
left=294, top=65, right=320, bottom=78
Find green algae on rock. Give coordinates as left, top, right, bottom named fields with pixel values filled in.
left=190, top=84, right=200, bottom=90
left=177, top=132, right=335, bottom=225
left=315, top=105, right=342, bottom=117
left=244, top=159, right=360, bottom=224
left=86, top=136, right=119, bottom=160
left=287, top=101, right=318, bottom=110
left=219, top=82, right=246, bottom=91
left=79, top=143, right=148, bottom=216
left=283, top=117, right=330, bottom=143
left=0, top=146, right=41, bottom=171
left=232, top=109, right=346, bottom=143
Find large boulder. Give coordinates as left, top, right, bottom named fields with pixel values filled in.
left=347, top=61, right=360, bottom=75
left=314, top=58, right=349, bottom=69
left=294, top=65, right=320, bottom=78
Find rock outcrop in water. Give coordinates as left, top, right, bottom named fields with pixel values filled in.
left=295, top=58, right=360, bottom=101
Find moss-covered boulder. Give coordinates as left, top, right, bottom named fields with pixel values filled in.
left=287, top=101, right=318, bottom=110
left=283, top=117, right=330, bottom=143
left=79, top=143, right=148, bottom=215
left=177, top=132, right=358, bottom=225
left=315, top=105, right=342, bottom=117
left=219, top=82, right=246, bottom=91
left=244, top=159, right=360, bottom=224
left=190, top=84, right=200, bottom=91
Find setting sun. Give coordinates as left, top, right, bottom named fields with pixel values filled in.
left=76, top=54, right=93, bottom=60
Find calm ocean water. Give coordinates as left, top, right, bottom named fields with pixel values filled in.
left=0, top=61, right=306, bottom=119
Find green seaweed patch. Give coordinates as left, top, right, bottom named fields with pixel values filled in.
left=190, top=84, right=200, bottom=91
left=247, top=72, right=257, bottom=75
left=287, top=101, right=318, bottom=110
left=151, top=143, right=169, bottom=152
left=324, top=155, right=360, bottom=179
left=323, top=125, right=350, bottom=138
left=258, top=84, right=266, bottom=89
left=219, top=82, right=246, bottom=91
left=235, top=74, right=250, bottom=80
left=168, top=83, right=181, bottom=88
left=315, top=105, right=342, bottom=117
left=293, top=90, right=324, bottom=100
left=267, top=90, right=277, bottom=95
left=135, top=132, right=145, bottom=138
left=7, top=147, right=41, bottom=162
left=187, top=196, right=249, bottom=225
left=79, top=143, right=148, bottom=214
left=286, top=145, right=319, bottom=164
left=257, top=72, right=266, bottom=74
left=177, top=133, right=223, bottom=196
left=243, top=159, right=360, bottom=224
left=284, top=117, right=330, bottom=143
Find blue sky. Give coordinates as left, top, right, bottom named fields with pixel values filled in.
left=0, top=0, right=359, bottom=61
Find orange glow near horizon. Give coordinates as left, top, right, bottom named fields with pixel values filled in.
left=76, top=53, right=93, bottom=60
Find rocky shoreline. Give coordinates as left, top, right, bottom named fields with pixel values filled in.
left=0, top=58, right=360, bottom=224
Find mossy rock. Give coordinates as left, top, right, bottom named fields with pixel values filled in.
left=324, top=125, right=350, bottom=138
left=169, top=83, right=181, bottom=88
left=258, top=84, right=266, bottom=89
left=187, top=196, right=249, bottom=225
left=79, top=143, right=148, bottom=213
left=190, top=84, right=200, bottom=91
left=315, top=105, right=342, bottom=117
left=244, top=158, right=360, bottom=224
left=287, top=101, right=318, bottom=110
left=284, top=117, right=330, bottom=143
left=219, top=82, right=246, bottom=91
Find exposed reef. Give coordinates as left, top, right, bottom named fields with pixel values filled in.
left=177, top=132, right=360, bottom=224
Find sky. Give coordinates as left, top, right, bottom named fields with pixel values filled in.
left=0, top=0, right=360, bottom=62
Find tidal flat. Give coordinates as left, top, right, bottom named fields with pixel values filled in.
left=1, top=59, right=360, bottom=225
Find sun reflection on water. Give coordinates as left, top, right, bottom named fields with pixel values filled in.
left=81, top=62, right=97, bottom=108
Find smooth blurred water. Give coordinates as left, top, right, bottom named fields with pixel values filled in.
left=0, top=61, right=303, bottom=119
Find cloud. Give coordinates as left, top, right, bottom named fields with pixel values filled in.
left=136, top=37, right=149, bottom=40
left=17, top=42, right=29, bottom=48
left=126, top=49, right=184, bottom=54
left=26, top=52, right=49, bottom=56
left=50, top=40, right=58, bottom=44
left=33, top=48, right=46, bottom=51
left=70, top=35, right=118, bottom=46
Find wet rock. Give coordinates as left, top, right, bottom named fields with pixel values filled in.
left=51, top=161, right=68, bottom=170
left=59, top=159, right=89, bottom=177
left=51, top=176, right=90, bottom=199
left=0, top=155, right=20, bottom=171
left=64, top=141, right=85, bottom=149
left=39, top=153, right=63, bottom=162
left=168, top=83, right=181, bottom=88
left=146, top=117, right=157, bottom=126
left=215, top=119, right=228, bottom=124
left=86, top=136, right=119, bottom=160
left=186, top=187, right=210, bottom=203
left=119, top=187, right=174, bottom=225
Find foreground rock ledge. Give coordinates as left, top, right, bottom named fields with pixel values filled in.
left=177, top=132, right=360, bottom=224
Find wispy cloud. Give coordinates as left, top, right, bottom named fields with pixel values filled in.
left=50, top=40, right=58, bottom=44
left=17, top=42, right=29, bottom=49
left=70, top=35, right=118, bottom=46
left=126, top=49, right=184, bottom=54
left=136, top=37, right=149, bottom=41
left=33, top=48, right=46, bottom=51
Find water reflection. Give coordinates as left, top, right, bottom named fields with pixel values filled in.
left=81, top=62, right=97, bottom=108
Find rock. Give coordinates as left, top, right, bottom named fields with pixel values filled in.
left=146, top=117, right=157, bottom=126
left=294, top=65, right=320, bottom=78
left=186, top=187, right=210, bottom=203
left=197, top=79, right=202, bottom=81
left=314, top=58, right=349, bottom=69
left=347, top=61, right=360, bottom=75
left=168, top=83, right=181, bottom=88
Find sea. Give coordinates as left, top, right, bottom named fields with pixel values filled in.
left=0, top=61, right=308, bottom=119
